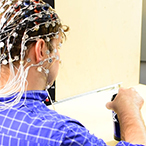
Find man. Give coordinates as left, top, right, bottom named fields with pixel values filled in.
left=0, top=0, right=145, bottom=145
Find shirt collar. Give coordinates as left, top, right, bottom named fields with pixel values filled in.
left=23, top=90, right=48, bottom=101
left=0, top=90, right=48, bottom=102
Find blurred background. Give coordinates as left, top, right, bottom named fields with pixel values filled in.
left=140, top=0, right=146, bottom=85
left=45, top=0, right=146, bottom=102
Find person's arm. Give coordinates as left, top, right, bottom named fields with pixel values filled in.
left=119, top=106, right=146, bottom=144
left=106, top=87, right=146, bottom=145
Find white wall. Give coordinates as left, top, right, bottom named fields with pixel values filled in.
left=55, top=0, right=142, bottom=101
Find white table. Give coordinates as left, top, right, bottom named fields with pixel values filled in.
left=48, top=84, right=146, bottom=145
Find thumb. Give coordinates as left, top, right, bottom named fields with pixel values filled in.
left=106, top=102, right=113, bottom=110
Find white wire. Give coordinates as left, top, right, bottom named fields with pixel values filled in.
left=0, top=53, right=58, bottom=111
left=45, top=87, right=55, bottom=111
left=0, top=0, right=61, bottom=111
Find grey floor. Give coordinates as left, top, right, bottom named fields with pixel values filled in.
left=140, top=61, right=146, bottom=85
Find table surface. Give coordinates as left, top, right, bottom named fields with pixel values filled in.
left=48, top=84, right=146, bottom=146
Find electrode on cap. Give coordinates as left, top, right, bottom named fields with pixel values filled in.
left=43, top=3, right=50, bottom=11
left=24, top=0, right=30, bottom=6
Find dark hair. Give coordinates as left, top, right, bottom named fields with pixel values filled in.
left=0, top=0, right=69, bottom=64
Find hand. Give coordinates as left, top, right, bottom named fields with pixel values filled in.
left=106, top=87, right=144, bottom=115
left=106, top=87, right=146, bottom=144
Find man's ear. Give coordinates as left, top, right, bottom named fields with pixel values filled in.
left=34, top=39, right=46, bottom=63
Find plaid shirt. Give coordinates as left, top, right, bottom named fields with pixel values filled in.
left=0, top=90, right=144, bottom=146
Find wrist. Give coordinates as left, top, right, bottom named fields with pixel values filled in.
left=118, top=109, right=146, bottom=145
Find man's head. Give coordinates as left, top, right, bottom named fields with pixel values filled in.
left=0, top=0, right=66, bottom=65
left=0, top=0, right=68, bottom=110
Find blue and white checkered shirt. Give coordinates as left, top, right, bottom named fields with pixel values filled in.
left=0, top=90, right=144, bottom=146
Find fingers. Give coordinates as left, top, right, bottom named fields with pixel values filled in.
left=105, top=87, right=133, bottom=110
left=106, top=102, right=113, bottom=110
left=119, top=87, right=137, bottom=95
left=130, top=87, right=136, bottom=91
left=106, top=87, right=144, bottom=112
